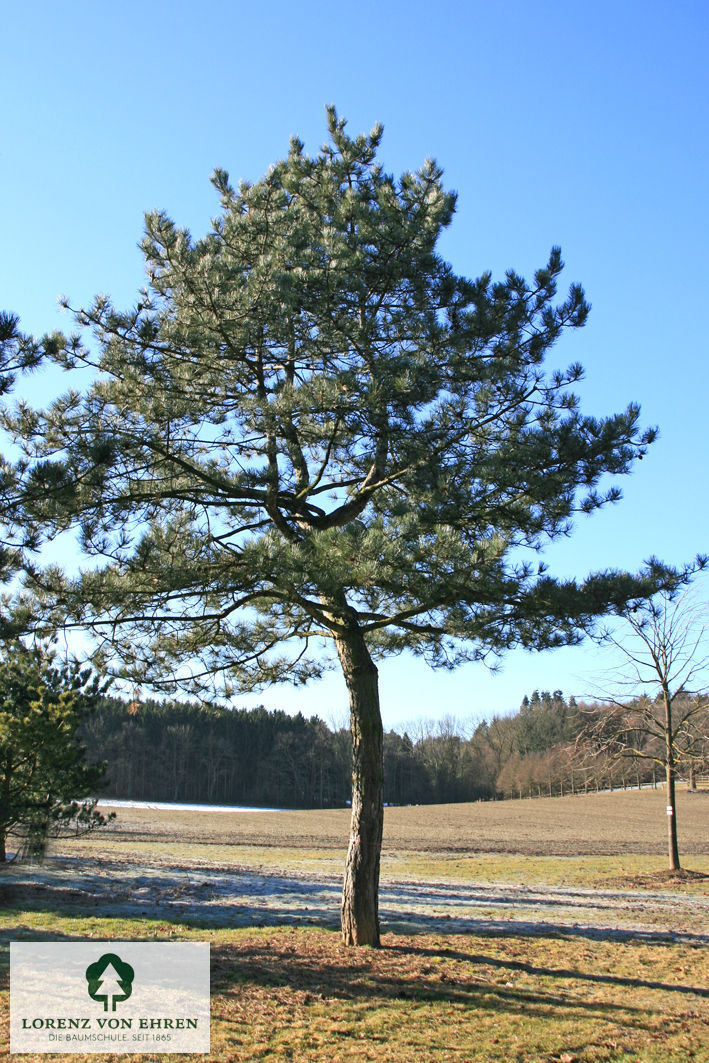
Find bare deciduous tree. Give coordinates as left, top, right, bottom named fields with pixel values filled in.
left=583, top=584, right=708, bottom=870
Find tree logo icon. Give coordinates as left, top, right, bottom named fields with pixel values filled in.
left=85, top=953, right=135, bottom=1011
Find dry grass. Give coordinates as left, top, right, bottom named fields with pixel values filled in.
left=1, top=914, right=708, bottom=1063
left=84, top=786, right=709, bottom=856
left=2, top=788, right=708, bottom=1061
left=50, top=787, right=709, bottom=889
left=208, top=927, right=709, bottom=1063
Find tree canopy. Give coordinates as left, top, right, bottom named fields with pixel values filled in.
left=0, top=311, right=56, bottom=607
left=5, top=111, right=669, bottom=689
left=1, top=108, right=683, bottom=942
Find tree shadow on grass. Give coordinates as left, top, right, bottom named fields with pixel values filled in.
left=209, top=932, right=678, bottom=1040
left=0, top=915, right=703, bottom=1047
left=3, top=878, right=709, bottom=955
left=387, top=940, right=709, bottom=1000
left=383, top=914, right=709, bottom=947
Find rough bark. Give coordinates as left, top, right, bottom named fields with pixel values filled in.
left=335, top=627, right=384, bottom=947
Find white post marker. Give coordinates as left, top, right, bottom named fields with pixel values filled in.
left=666, top=805, right=674, bottom=816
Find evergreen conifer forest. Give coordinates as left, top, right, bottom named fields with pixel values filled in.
left=84, top=691, right=707, bottom=810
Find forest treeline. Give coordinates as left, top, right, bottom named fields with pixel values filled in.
left=84, top=689, right=706, bottom=809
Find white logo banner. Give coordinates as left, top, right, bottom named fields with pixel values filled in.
left=10, top=942, right=210, bottom=1054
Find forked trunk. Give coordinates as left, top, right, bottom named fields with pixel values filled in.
left=335, top=627, right=384, bottom=947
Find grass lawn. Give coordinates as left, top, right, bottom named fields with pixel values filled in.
left=1, top=789, right=708, bottom=1061
left=0, top=908, right=707, bottom=1062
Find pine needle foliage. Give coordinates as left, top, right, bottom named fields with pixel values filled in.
left=4, top=110, right=670, bottom=693
left=0, top=639, right=110, bottom=862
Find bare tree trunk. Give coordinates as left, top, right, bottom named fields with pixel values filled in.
left=335, top=627, right=384, bottom=948
left=666, top=762, right=680, bottom=870
left=665, top=692, right=680, bottom=871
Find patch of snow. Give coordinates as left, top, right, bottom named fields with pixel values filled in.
left=96, top=799, right=288, bottom=813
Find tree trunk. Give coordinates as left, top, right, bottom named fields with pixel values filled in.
left=335, top=627, right=384, bottom=947
left=666, top=762, right=680, bottom=870
left=664, top=690, right=680, bottom=871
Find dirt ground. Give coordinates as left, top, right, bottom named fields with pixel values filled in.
left=92, top=786, right=709, bottom=856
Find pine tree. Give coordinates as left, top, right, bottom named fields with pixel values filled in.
left=0, top=311, right=46, bottom=398
left=4, top=109, right=685, bottom=944
left=0, top=640, right=109, bottom=861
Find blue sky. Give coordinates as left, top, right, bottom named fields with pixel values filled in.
left=2, top=1, right=707, bottom=728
